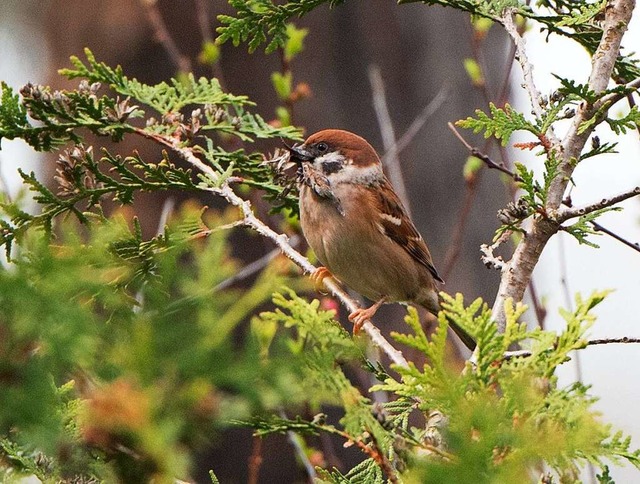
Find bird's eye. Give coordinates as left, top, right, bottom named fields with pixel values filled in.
left=316, top=142, right=328, bottom=152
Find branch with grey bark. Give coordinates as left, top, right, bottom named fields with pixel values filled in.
left=489, top=0, right=636, bottom=330
left=131, top=127, right=410, bottom=370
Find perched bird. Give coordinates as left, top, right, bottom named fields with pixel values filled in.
left=289, top=129, right=475, bottom=350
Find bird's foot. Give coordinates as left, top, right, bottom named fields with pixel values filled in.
left=348, top=297, right=387, bottom=334
left=310, top=266, right=333, bottom=292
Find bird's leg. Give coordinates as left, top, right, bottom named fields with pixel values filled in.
left=348, top=297, right=388, bottom=334
left=310, top=266, right=334, bottom=292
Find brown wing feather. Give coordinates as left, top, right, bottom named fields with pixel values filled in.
left=375, top=180, right=444, bottom=283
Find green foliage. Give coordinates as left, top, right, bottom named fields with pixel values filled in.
left=234, top=292, right=640, bottom=482
left=457, top=103, right=537, bottom=146
left=198, top=41, right=221, bottom=66
left=1, top=0, right=639, bottom=480
left=317, top=458, right=384, bottom=483
left=605, top=106, right=640, bottom=135
left=217, top=0, right=343, bottom=53
left=463, top=58, right=485, bottom=87
left=0, top=50, right=302, bottom=252
left=533, top=0, right=640, bottom=82
left=373, top=293, right=638, bottom=482
left=562, top=208, right=622, bottom=248
left=0, top=206, right=310, bottom=481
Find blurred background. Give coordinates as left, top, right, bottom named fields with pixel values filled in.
left=0, top=0, right=638, bottom=482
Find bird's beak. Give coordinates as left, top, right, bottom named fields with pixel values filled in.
left=288, top=144, right=313, bottom=163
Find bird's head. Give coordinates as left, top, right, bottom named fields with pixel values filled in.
left=288, top=129, right=384, bottom=186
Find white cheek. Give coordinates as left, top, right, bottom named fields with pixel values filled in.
left=328, top=163, right=384, bottom=185
left=312, top=151, right=345, bottom=170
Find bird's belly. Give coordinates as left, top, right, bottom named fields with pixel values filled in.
left=300, top=188, right=424, bottom=303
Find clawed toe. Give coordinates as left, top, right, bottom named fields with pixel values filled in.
left=348, top=308, right=372, bottom=334
left=348, top=297, right=387, bottom=334
left=310, top=266, right=333, bottom=292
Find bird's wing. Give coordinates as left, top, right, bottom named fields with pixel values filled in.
left=374, top=180, right=444, bottom=283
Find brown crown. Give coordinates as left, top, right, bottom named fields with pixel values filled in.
left=305, top=129, right=381, bottom=167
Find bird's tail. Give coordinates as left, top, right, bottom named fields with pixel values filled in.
left=422, top=292, right=476, bottom=351
left=446, top=317, right=476, bottom=351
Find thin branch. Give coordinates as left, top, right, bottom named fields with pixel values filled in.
left=441, top=176, right=477, bottom=280
left=447, top=123, right=519, bottom=180
left=591, top=221, right=640, bottom=252
left=247, top=436, right=263, bottom=484
left=448, top=123, right=640, bottom=264
left=139, top=0, right=192, bottom=73
left=156, top=197, right=175, bottom=235
left=587, top=336, right=640, bottom=345
left=558, top=186, right=640, bottom=221
left=501, top=9, right=560, bottom=146
left=132, top=127, right=410, bottom=369
left=286, top=432, right=316, bottom=482
left=369, top=64, right=411, bottom=214
left=504, top=336, right=640, bottom=359
left=279, top=411, right=317, bottom=482
left=193, top=0, right=227, bottom=87
left=442, top=27, right=517, bottom=280
left=214, top=235, right=301, bottom=292
left=388, top=86, right=449, bottom=158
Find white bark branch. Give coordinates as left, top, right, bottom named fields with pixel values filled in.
left=132, top=128, right=410, bottom=369
left=502, top=9, right=560, bottom=146
left=491, top=0, right=636, bottom=330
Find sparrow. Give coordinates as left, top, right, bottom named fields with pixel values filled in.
left=288, top=129, right=475, bottom=350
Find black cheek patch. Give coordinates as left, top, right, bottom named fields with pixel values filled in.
left=322, top=161, right=342, bottom=175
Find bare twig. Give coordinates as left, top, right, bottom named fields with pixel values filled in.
left=369, top=64, right=411, bottom=213
left=558, top=186, right=640, bottom=221
left=442, top=26, right=517, bottom=280
left=591, top=221, right=640, bottom=252
left=587, top=336, right=640, bottom=345
left=504, top=336, right=640, bottom=359
left=139, top=0, right=191, bottom=73
left=156, top=197, right=175, bottom=235
left=480, top=231, right=511, bottom=272
left=131, top=127, right=410, bottom=369
left=214, top=235, right=301, bottom=292
left=502, top=10, right=560, bottom=146
left=388, top=86, right=449, bottom=158
left=447, top=123, right=519, bottom=179
left=247, top=436, right=263, bottom=484
left=193, top=0, right=227, bottom=87
left=441, top=176, right=478, bottom=280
